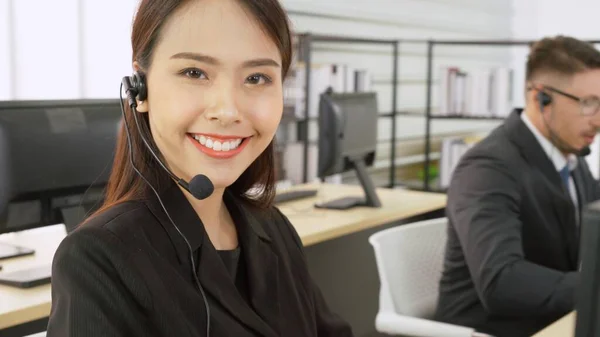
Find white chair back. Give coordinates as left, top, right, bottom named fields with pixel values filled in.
left=369, top=217, right=448, bottom=319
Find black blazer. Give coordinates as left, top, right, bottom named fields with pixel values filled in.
left=46, top=182, right=353, bottom=337
left=434, top=109, right=600, bottom=337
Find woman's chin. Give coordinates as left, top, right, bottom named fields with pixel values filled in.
left=202, top=175, right=238, bottom=192
left=183, top=166, right=246, bottom=195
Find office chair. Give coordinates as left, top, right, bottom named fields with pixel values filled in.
left=369, top=217, right=490, bottom=337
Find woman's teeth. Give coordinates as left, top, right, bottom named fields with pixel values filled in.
left=192, top=135, right=243, bottom=151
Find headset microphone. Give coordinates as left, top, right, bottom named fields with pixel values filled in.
left=187, top=175, right=215, bottom=200
left=578, top=146, right=591, bottom=157
left=119, top=72, right=211, bottom=336
left=121, top=74, right=214, bottom=200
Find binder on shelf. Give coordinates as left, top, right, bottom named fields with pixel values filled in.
left=284, top=63, right=373, bottom=119
left=437, top=66, right=514, bottom=118
left=438, top=135, right=484, bottom=189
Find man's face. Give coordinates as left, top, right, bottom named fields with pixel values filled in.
left=542, top=69, right=600, bottom=153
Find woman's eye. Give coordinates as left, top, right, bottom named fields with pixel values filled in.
left=246, top=74, right=272, bottom=85
left=181, top=68, right=206, bottom=79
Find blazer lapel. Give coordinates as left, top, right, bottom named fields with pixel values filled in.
left=146, top=182, right=280, bottom=337
left=504, top=109, right=579, bottom=267
left=226, top=193, right=282, bottom=336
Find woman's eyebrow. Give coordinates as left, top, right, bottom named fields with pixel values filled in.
left=170, top=52, right=280, bottom=68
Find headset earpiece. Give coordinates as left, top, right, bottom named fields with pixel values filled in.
left=538, top=91, right=552, bottom=110
left=131, top=71, right=147, bottom=102
left=118, top=68, right=211, bottom=334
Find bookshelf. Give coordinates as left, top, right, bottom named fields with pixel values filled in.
left=282, top=33, right=398, bottom=187
left=421, top=39, right=600, bottom=192
left=291, top=33, right=402, bottom=187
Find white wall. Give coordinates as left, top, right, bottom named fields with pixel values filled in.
left=0, top=0, right=138, bottom=100
left=535, top=0, right=600, bottom=40
left=0, top=0, right=12, bottom=100
left=79, top=0, right=139, bottom=97
left=12, top=0, right=81, bottom=99
left=511, top=0, right=600, bottom=177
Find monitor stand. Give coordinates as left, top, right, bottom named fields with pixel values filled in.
left=315, top=158, right=382, bottom=210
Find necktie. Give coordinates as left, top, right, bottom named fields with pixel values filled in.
left=559, top=165, right=570, bottom=194
left=560, top=164, right=580, bottom=234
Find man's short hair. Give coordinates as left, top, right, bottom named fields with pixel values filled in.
left=526, top=35, right=600, bottom=81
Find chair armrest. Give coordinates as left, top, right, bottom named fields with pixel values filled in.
left=375, top=312, right=476, bottom=337
left=23, top=333, right=46, bottom=337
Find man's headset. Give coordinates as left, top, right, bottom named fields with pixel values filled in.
left=119, top=70, right=212, bottom=335
left=536, top=89, right=591, bottom=157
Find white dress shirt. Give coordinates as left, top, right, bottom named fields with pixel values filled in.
left=521, top=113, right=579, bottom=223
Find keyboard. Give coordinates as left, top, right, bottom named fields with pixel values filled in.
left=274, top=189, right=318, bottom=204
left=0, top=264, right=52, bottom=288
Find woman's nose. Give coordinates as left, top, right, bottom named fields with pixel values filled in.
left=203, top=89, right=241, bottom=126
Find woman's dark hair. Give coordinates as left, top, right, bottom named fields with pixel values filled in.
left=96, top=0, right=292, bottom=215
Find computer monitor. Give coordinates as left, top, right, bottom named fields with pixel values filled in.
left=0, top=99, right=121, bottom=259
left=316, top=88, right=381, bottom=210
left=575, top=199, right=600, bottom=336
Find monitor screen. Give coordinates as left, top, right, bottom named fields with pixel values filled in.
left=575, top=199, right=600, bottom=336
left=315, top=90, right=382, bottom=209
left=0, top=99, right=122, bottom=233
left=317, top=90, right=378, bottom=178
left=336, top=92, right=378, bottom=160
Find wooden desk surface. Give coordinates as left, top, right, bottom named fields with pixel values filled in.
left=533, top=312, right=575, bottom=337
left=278, top=183, right=447, bottom=246
left=0, top=183, right=446, bottom=330
left=0, top=224, right=66, bottom=330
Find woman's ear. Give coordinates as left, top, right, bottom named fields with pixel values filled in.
left=132, top=61, right=149, bottom=113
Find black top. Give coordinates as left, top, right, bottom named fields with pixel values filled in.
left=215, top=247, right=249, bottom=303
left=217, top=247, right=241, bottom=281
left=46, top=180, right=353, bottom=337
left=435, top=109, right=600, bottom=337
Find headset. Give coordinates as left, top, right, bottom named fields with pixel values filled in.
left=536, top=89, right=591, bottom=157
left=119, top=70, right=212, bottom=336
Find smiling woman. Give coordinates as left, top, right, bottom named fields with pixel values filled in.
left=45, top=0, right=354, bottom=336
left=108, top=0, right=293, bottom=212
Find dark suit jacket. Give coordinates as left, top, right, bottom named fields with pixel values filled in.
left=434, top=109, right=600, bottom=337
left=46, top=181, right=353, bottom=337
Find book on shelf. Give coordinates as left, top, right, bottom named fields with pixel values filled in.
left=438, top=135, right=484, bottom=189
left=278, top=62, right=373, bottom=184
left=437, top=66, right=514, bottom=118
left=284, top=63, right=372, bottom=120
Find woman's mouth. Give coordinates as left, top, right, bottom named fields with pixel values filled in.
left=187, top=133, right=250, bottom=159
left=192, top=134, right=244, bottom=151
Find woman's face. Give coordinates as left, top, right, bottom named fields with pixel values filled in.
left=136, top=0, right=283, bottom=191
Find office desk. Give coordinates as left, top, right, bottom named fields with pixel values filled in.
left=277, top=183, right=447, bottom=246
left=0, top=183, right=447, bottom=336
left=0, top=224, right=66, bottom=330
left=533, top=312, right=575, bottom=337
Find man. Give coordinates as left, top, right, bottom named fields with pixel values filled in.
left=434, top=35, right=600, bottom=337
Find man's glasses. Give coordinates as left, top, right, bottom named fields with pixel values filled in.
left=540, top=85, right=600, bottom=116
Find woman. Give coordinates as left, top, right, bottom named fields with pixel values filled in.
left=46, top=0, right=353, bottom=336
